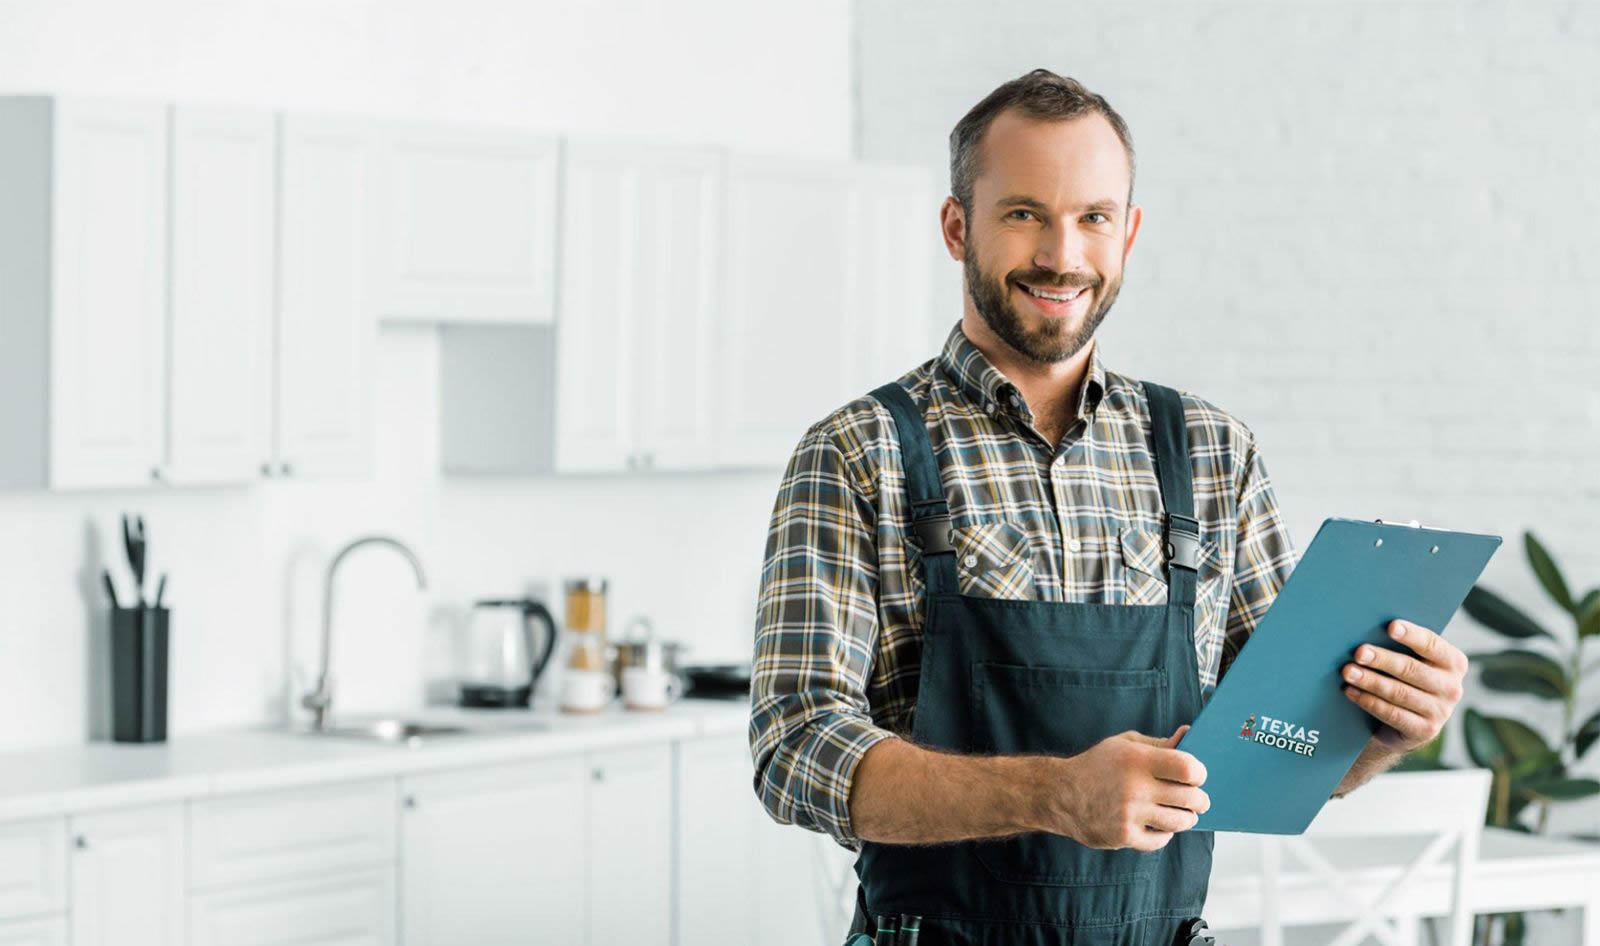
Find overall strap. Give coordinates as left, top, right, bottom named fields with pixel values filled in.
left=1141, top=381, right=1199, bottom=608
left=869, top=382, right=960, bottom=596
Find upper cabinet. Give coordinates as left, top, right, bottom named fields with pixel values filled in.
left=371, top=121, right=560, bottom=325
left=0, top=97, right=168, bottom=490
left=166, top=106, right=276, bottom=486
left=0, top=97, right=376, bottom=489
left=273, top=114, right=377, bottom=478
left=553, top=140, right=722, bottom=473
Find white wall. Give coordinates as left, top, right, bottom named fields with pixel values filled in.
left=853, top=0, right=1600, bottom=829
left=0, top=0, right=853, bottom=750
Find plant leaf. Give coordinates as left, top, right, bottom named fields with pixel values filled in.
left=1516, top=776, right=1600, bottom=802
left=1579, top=591, right=1600, bottom=639
left=1506, top=747, right=1563, bottom=780
left=1462, top=585, right=1555, bottom=641
left=1524, top=532, right=1576, bottom=613
left=1463, top=708, right=1505, bottom=768
left=1577, top=711, right=1600, bottom=759
left=1471, top=649, right=1571, bottom=699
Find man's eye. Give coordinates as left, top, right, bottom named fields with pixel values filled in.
left=1085, top=213, right=1108, bottom=224
left=1008, top=209, right=1035, bottom=221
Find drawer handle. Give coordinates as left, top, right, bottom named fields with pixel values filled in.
left=403, top=795, right=417, bottom=809
left=74, top=835, right=88, bottom=850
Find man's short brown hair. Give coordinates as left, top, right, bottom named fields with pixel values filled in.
left=949, top=68, right=1137, bottom=214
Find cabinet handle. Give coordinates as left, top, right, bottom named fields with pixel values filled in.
left=150, top=466, right=164, bottom=482
left=403, top=795, right=417, bottom=810
left=280, top=461, right=293, bottom=476
left=592, top=767, right=604, bottom=783
left=260, top=462, right=274, bottom=477
left=625, top=453, right=637, bottom=470
left=644, top=452, right=655, bottom=469
left=74, top=835, right=88, bottom=850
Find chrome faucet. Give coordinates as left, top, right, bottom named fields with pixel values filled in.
left=301, top=535, right=427, bottom=731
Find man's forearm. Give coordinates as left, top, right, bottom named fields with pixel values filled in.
left=848, top=737, right=1054, bottom=844
left=1331, top=735, right=1404, bottom=798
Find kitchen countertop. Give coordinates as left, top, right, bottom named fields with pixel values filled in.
left=0, top=697, right=751, bottom=823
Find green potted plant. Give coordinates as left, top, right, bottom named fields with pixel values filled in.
left=1456, top=532, right=1600, bottom=945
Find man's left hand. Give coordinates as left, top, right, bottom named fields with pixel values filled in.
left=1342, top=619, right=1467, bottom=752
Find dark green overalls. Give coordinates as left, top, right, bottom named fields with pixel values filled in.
left=850, top=379, right=1213, bottom=946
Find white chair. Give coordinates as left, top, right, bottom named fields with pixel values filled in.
left=1247, top=769, right=1492, bottom=946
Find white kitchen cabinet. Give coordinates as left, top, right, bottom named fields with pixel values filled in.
left=400, top=756, right=587, bottom=946
left=675, top=735, right=761, bottom=945
left=188, top=867, right=395, bottom=946
left=0, top=916, right=65, bottom=946
left=0, top=97, right=169, bottom=490
left=273, top=113, right=377, bottom=478
left=166, top=105, right=276, bottom=485
left=188, top=779, right=396, bottom=890
left=68, top=804, right=185, bottom=946
left=372, top=121, right=560, bottom=325
left=0, top=818, right=66, bottom=920
left=587, top=743, right=672, bottom=945
left=553, top=141, right=722, bottom=473
left=718, top=157, right=940, bottom=470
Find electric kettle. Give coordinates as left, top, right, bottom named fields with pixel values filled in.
left=459, top=597, right=558, bottom=708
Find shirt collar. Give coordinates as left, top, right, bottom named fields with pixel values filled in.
left=936, top=321, right=1106, bottom=425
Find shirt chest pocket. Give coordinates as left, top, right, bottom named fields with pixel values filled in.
left=951, top=520, right=1038, bottom=601
left=1118, top=524, right=1227, bottom=616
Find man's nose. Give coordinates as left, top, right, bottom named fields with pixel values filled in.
left=1033, top=222, right=1087, bottom=277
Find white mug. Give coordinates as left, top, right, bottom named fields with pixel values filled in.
left=560, top=669, right=616, bottom=713
left=622, top=667, right=683, bottom=711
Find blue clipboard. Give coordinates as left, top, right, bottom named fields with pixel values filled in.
left=1176, top=517, right=1501, bottom=835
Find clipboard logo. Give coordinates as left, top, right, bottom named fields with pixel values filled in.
left=1240, top=713, right=1321, bottom=757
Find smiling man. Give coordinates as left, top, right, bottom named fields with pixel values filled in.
left=749, top=69, right=1469, bottom=946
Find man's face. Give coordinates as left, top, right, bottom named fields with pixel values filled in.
left=950, top=109, right=1141, bottom=366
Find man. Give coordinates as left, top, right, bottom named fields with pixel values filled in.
left=749, top=69, right=1469, bottom=945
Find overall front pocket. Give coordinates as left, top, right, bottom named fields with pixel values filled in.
left=968, top=661, right=1168, bottom=886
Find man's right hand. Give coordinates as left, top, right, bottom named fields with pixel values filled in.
left=1036, top=725, right=1210, bottom=852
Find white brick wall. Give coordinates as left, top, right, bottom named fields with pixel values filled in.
left=854, top=0, right=1600, bottom=818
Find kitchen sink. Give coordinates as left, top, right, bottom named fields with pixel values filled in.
left=302, top=715, right=549, bottom=745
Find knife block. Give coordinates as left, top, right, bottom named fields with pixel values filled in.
left=110, top=605, right=170, bottom=743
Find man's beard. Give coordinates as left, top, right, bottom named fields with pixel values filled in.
left=963, top=238, right=1122, bottom=366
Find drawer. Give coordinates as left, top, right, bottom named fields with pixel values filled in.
left=0, top=818, right=66, bottom=920
left=188, top=779, right=396, bottom=890
left=0, top=914, right=67, bottom=946
left=188, top=866, right=394, bottom=946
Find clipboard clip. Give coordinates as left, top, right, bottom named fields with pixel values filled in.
left=1374, top=518, right=1431, bottom=530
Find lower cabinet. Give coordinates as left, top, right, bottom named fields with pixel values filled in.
left=68, top=804, right=185, bottom=946
left=587, top=744, right=672, bottom=945
left=400, top=755, right=588, bottom=945
left=677, top=735, right=761, bottom=944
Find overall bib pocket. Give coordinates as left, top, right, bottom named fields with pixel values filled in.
left=968, top=661, right=1168, bottom=886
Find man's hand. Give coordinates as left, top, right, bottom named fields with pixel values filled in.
left=1041, top=726, right=1210, bottom=852
left=1341, top=619, right=1467, bottom=752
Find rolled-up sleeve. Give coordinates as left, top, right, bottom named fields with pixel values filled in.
left=1219, top=428, right=1299, bottom=683
left=748, top=418, right=896, bottom=850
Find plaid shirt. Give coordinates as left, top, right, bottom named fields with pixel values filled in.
left=749, top=321, right=1299, bottom=849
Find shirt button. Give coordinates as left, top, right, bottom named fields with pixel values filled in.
left=1067, top=538, right=1083, bottom=553
left=1008, top=394, right=1023, bottom=409
left=963, top=554, right=978, bottom=568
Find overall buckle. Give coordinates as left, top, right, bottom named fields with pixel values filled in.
left=1164, top=513, right=1201, bottom=572
left=912, top=514, right=955, bottom=555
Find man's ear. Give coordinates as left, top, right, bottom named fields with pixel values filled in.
left=1122, top=203, right=1143, bottom=262
left=939, top=196, right=967, bottom=262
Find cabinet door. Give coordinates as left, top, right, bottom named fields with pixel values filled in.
left=188, top=867, right=394, bottom=946
left=68, top=804, right=185, bottom=946
left=718, top=156, right=863, bottom=469
left=587, top=743, right=672, bottom=946
left=676, top=736, right=760, bottom=946
left=632, top=149, right=722, bottom=471
left=400, top=757, right=587, bottom=946
left=851, top=165, right=942, bottom=386
left=274, top=113, right=375, bottom=478
left=166, top=105, right=275, bottom=485
left=553, top=142, right=639, bottom=472
left=372, top=122, right=559, bottom=324
left=0, top=818, right=66, bottom=919
left=48, top=98, right=168, bottom=489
